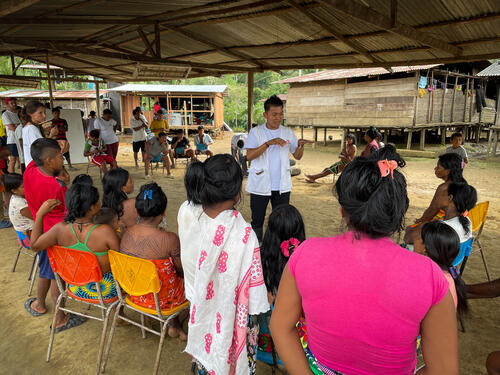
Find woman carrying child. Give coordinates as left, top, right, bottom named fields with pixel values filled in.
left=178, top=154, right=269, bottom=375
left=119, top=182, right=187, bottom=339
left=270, top=145, right=458, bottom=374
left=30, top=183, right=120, bottom=305
left=102, top=168, right=137, bottom=233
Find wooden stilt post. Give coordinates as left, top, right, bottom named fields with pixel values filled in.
left=300, top=125, right=304, bottom=139
left=45, top=54, right=54, bottom=109
left=419, top=128, right=426, bottom=150
left=469, top=79, right=474, bottom=122
left=406, top=130, right=412, bottom=149
left=314, top=127, right=318, bottom=142
left=340, top=128, right=347, bottom=154
left=247, top=72, right=254, bottom=132
left=383, top=130, right=388, bottom=144
left=441, top=126, right=447, bottom=146
left=95, top=83, right=100, bottom=117
left=463, top=79, right=469, bottom=122
left=323, top=128, right=327, bottom=146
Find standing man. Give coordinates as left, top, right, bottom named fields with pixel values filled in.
left=50, top=107, right=75, bottom=170
left=94, top=109, right=119, bottom=160
left=245, top=95, right=312, bottom=242
left=130, top=108, right=148, bottom=168
left=2, top=97, right=21, bottom=173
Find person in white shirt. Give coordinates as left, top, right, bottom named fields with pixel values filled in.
left=2, top=97, right=21, bottom=173
left=244, top=95, right=312, bottom=241
left=130, top=108, right=148, bottom=168
left=231, top=132, right=248, bottom=175
left=20, top=100, right=44, bottom=166
left=194, top=125, right=214, bottom=157
left=94, top=108, right=119, bottom=160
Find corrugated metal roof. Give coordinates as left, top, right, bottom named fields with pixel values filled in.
left=0, top=89, right=104, bottom=99
left=275, top=64, right=440, bottom=83
left=476, top=61, right=500, bottom=76
left=108, top=84, right=228, bottom=94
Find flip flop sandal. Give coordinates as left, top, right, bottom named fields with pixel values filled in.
left=24, top=297, right=46, bottom=317
left=50, top=313, right=87, bottom=334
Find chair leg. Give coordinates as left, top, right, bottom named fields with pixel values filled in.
left=478, top=243, right=491, bottom=281
left=140, top=314, right=146, bottom=339
left=28, top=254, right=37, bottom=280
left=12, top=247, right=22, bottom=272
left=153, top=321, right=169, bottom=375
left=101, top=303, right=122, bottom=373
left=28, top=259, right=38, bottom=296
left=95, top=306, right=114, bottom=375
left=46, top=293, right=64, bottom=362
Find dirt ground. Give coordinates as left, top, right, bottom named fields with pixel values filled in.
left=1, top=129, right=499, bottom=374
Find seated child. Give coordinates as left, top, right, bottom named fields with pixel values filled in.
left=4, top=173, right=34, bottom=239
left=230, top=133, right=248, bottom=175
left=93, top=207, right=119, bottom=233
left=84, top=129, right=117, bottom=174
left=421, top=220, right=468, bottom=315
left=445, top=132, right=468, bottom=166
left=169, top=129, right=195, bottom=166
left=144, top=131, right=173, bottom=179
left=119, top=182, right=187, bottom=339
left=193, top=125, right=213, bottom=157
left=30, top=183, right=120, bottom=302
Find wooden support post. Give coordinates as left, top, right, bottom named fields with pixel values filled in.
left=183, top=102, right=188, bottom=135
left=469, top=79, right=474, bottom=122
left=323, top=127, right=327, bottom=146
left=383, top=130, right=388, bottom=144
left=463, top=78, right=469, bottom=122
left=441, top=126, right=446, bottom=146
left=406, top=130, right=412, bottom=149
left=45, top=54, right=54, bottom=109
left=419, top=129, right=426, bottom=150
left=340, top=128, right=347, bottom=154
left=440, top=73, right=448, bottom=122
left=476, top=124, right=481, bottom=144
left=427, top=71, right=434, bottom=123
left=95, top=83, right=100, bottom=116
left=314, top=127, right=318, bottom=142
left=300, top=126, right=304, bottom=139
left=487, top=128, right=493, bottom=156
left=493, top=130, right=499, bottom=157
left=247, top=72, right=254, bottom=132
left=450, top=76, right=458, bottom=122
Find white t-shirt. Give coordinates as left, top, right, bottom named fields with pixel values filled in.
left=231, top=133, right=247, bottom=149
left=442, top=216, right=473, bottom=243
left=94, top=117, right=118, bottom=144
left=2, top=110, right=20, bottom=144
left=194, top=133, right=213, bottom=146
left=130, top=117, right=147, bottom=142
left=22, top=124, right=42, bottom=166
left=245, top=124, right=298, bottom=191
left=14, top=125, right=24, bottom=164
left=9, top=194, right=34, bottom=232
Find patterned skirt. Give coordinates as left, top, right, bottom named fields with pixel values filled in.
left=329, top=159, right=348, bottom=174
left=68, top=271, right=117, bottom=301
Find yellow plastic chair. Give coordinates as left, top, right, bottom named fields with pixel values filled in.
left=101, top=250, right=189, bottom=375
left=468, top=201, right=491, bottom=281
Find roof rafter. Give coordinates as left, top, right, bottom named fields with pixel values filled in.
left=57, top=54, right=131, bottom=75
left=137, top=27, right=156, bottom=57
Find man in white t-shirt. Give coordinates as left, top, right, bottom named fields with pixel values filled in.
left=94, top=108, right=119, bottom=160
left=194, top=125, right=214, bottom=157
left=244, top=95, right=312, bottom=241
left=2, top=98, right=21, bottom=173
left=130, top=108, right=148, bottom=168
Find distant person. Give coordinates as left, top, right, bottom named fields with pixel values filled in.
left=154, top=101, right=161, bottom=114
left=20, top=100, right=44, bottom=166
left=2, top=97, right=21, bottom=173
left=193, top=126, right=213, bottom=158
left=170, top=129, right=195, bottom=166
left=145, top=131, right=173, bottom=179
left=130, top=108, right=148, bottom=168
left=84, top=129, right=117, bottom=174
left=445, top=132, right=468, bottom=166
left=230, top=132, right=248, bottom=175
left=150, top=110, right=169, bottom=136
left=94, top=109, right=119, bottom=160
left=360, top=126, right=380, bottom=157
left=305, top=133, right=357, bottom=183
left=50, top=107, right=75, bottom=170
left=0, top=109, right=6, bottom=142
left=86, top=110, right=97, bottom=136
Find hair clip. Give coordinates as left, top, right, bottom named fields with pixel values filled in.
left=449, top=266, right=460, bottom=279
left=143, top=189, right=153, bottom=200
left=377, top=159, right=398, bottom=179
left=280, top=238, right=300, bottom=257
left=461, top=210, right=469, bottom=217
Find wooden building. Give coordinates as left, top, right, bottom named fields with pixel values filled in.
left=477, top=61, right=500, bottom=156
left=108, top=84, right=227, bottom=134
left=277, top=64, right=496, bottom=149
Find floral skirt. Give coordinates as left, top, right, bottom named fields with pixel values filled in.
left=191, top=315, right=258, bottom=374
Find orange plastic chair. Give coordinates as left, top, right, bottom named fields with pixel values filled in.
left=101, top=250, right=189, bottom=375
left=468, top=201, right=491, bottom=280
left=46, top=245, right=118, bottom=375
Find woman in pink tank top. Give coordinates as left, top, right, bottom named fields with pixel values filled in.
left=270, top=145, right=458, bottom=375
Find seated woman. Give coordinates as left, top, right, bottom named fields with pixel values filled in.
left=270, top=145, right=458, bottom=375
left=404, top=153, right=466, bottom=245
left=102, top=168, right=137, bottom=233
left=30, top=183, right=120, bottom=302
left=119, top=182, right=187, bottom=339
left=305, top=134, right=356, bottom=183
left=360, top=126, right=380, bottom=157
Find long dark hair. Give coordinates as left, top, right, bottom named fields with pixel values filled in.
left=335, top=144, right=409, bottom=238
left=438, top=153, right=466, bottom=184
left=448, top=183, right=477, bottom=236
left=64, top=183, right=99, bottom=223
left=20, top=100, right=44, bottom=125
left=135, top=182, right=167, bottom=218
left=261, top=205, right=306, bottom=295
left=184, top=154, right=242, bottom=205
left=365, top=126, right=377, bottom=141
left=421, top=221, right=469, bottom=317
left=102, top=168, right=129, bottom=218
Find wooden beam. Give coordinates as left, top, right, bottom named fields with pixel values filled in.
left=12, top=56, right=26, bottom=75
left=463, top=78, right=469, bottom=121
left=440, top=73, right=448, bottom=123
left=137, top=27, right=156, bottom=57
left=155, top=23, right=161, bottom=58
left=322, top=0, right=462, bottom=56
left=0, top=0, right=40, bottom=17
left=10, top=55, right=15, bottom=75
left=59, top=54, right=130, bottom=75
left=247, top=72, right=254, bottom=132
left=287, top=0, right=378, bottom=63
left=46, top=54, right=54, bottom=109
left=390, top=0, right=397, bottom=28
left=96, top=83, right=100, bottom=117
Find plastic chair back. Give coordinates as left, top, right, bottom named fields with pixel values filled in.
left=469, top=201, right=489, bottom=233
left=108, top=250, right=160, bottom=296
left=16, top=230, right=31, bottom=249
left=452, top=238, right=473, bottom=267
left=47, top=245, right=103, bottom=286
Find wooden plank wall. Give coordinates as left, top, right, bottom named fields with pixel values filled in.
left=285, top=76, right=417, bottom=128
left=214, top=93, right=224, bottom=128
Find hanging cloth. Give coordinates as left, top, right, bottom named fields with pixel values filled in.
left=418, top=76, right=428, bottom=89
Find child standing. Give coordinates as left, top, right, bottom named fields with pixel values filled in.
left=4, top=173, right=34, bottom=234
left=445, top=132, right=468, bottom=166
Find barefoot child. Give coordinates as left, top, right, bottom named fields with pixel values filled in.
left=119, top=183, right=187, bottom=339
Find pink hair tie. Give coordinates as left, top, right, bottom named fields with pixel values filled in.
left=280, top=238, right=300, bottom=257
left=377, top=159, right=398, bottom=179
